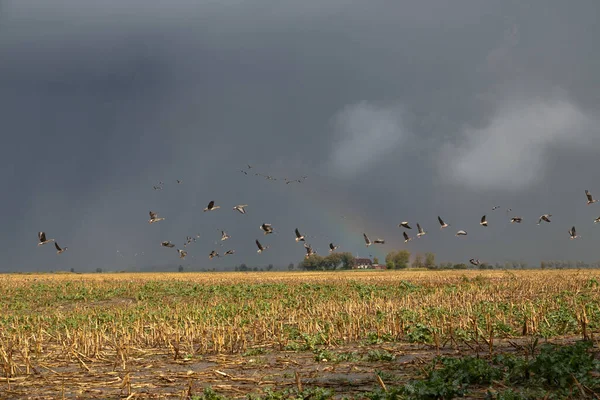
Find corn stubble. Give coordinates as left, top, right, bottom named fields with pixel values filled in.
left=0, top=270, right=598, bottom=396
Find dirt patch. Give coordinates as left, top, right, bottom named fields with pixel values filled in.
left=2, top=337, right=587, bottom=399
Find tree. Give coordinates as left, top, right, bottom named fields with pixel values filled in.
left=267, top=264, right=274, bottom=271
left=300, top=254, right=325, bottom=270
left=373, top=256, right=380, bottom=265
left=239, top=263, right=249, bottom=271
left=339, top=252, right=356, bottom=269
left=385, top=250, right=410, bottom=269
left=288, top=263, right=295, bottom=271
left=70, top=268, right=75, bottom=273
left=322, top=253, right=343, bottom=270
left=178, top=265, right=184, bottom=272
left=96, top=267, right=103, bottom=273
left=385, top=251, right=396, bottom=269
left=394, top=250, right=410, bottom=269
left=519, top=262, right=528, bottom=269
left=412, top=253, right=424, bottom=268
left=424, top=252, right=436, bottom=269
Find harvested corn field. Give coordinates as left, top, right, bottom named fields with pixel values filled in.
left=1, top=270, right=599, bottom=399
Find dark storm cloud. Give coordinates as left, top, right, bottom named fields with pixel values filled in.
left=1, top=0, right=599, bottom=271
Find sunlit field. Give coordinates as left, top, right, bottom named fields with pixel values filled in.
left=1, top=270, right=599, bottom=399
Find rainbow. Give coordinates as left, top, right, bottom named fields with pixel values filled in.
left=297, top=175, right=399, bottom=263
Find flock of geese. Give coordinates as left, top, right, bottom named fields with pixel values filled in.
left=36, top=165, right=600, bottom=268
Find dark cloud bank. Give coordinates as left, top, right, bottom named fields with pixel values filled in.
left=1, top=0, right=599, bottom=272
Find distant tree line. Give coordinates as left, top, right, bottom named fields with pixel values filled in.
left=298, top=252, right=356, bottom=270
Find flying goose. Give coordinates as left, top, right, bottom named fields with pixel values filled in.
left=304, top=244, right=316, bottom=258
left=37, top=231, right=55, bottom=246
left=374, top=238, right=386, bottom=244
left=537, top=214, right=552, bottom=225
left=233, top=204, right=248, bottom=214
left=399, top=222, right=412, bottom=229
left=329, top=243, right=339, bottom=253
left=260, top=223, right=274, bottom=235
left=492, top=206, right=500, bottom=211
left=148, top=211, right=165, bottom=224
left=176, top=179, right=182, bottom=184
left=403, top=231, right=412, bottom=243
left=480, top=215, right=488, bottom=227
left=55, top=242, right=67, bottom=255
left=568, top=226, right=579, bottom=239
left=363, top=233, right=372, bottom=247
left=221, top=231, right=230, bottom=241
left=469, top=258, right=480, bottom=266
left=177, top=249, right=187, bottom=259
left=295, top=228, right=305, bottom=242
left=510, top=217, right=523, bottom=223
left=417, top=223, right=427, bottom=237
left=256, top=239, right=269, bottom=253
left=438, top=216, right=449, bottom=229
left=594, top=216, right=600, bottom=224
left=224, top=249, right=235, bottom=256
left=455, top=230, right=468, bottom=237
left=209, top=250, right=219, bottom=259
left=161, top=241, right=175, bottom=248
left=204, top=200, right=220, bottom=212
left=585, top=190, right=598, bottom=205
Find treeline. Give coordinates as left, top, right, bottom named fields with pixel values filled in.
left=298, top=252, right=357, bottom=270
left=295, top=249, right=600, bottom=271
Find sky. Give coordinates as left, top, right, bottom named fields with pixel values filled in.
left=1, top=0, right=600, bottom=272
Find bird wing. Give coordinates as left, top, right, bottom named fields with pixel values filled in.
left=481, top=215, right=486, bottom=223
left=403, top=232, right=409, bottom=241
left=295, top=228, right=301, bottom=238
left=438, top=216, right=445, bottom=225
left=363, top=233, right=370, bottom=244
left=586, top=190, right=593, bottom=201
left=54, top=242, right=61, bottom=251
left=38, top=231, right=46, bottom=242
left=256, top=239, right=262, bottom=249
left=329, top=243, right=334, bottom=250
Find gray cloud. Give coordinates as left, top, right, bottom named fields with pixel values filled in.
left=1, top=0, right=600, bottom=271
left=438, top=95, right=598, bottom=191
left=327, top=102, right=408, bottom=179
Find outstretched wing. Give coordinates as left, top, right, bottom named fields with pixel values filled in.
left=403, top=232, right=409, bottom=241
left=38, top=231, right=46, bottom=242
left=295, top=228, right=302, bottom=238
left=54, top=242, right=61, bottom=251
left=438, top=216, right=445, bottom=225
left=256, top=239, right=262, bottom=249
left=481, top=215, right=486, bottom=224
left=207, top=200, right=215, bottom=209
left=586, top=190, right=593, bottom=202
left=363, top=233, right=370, bottom=244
